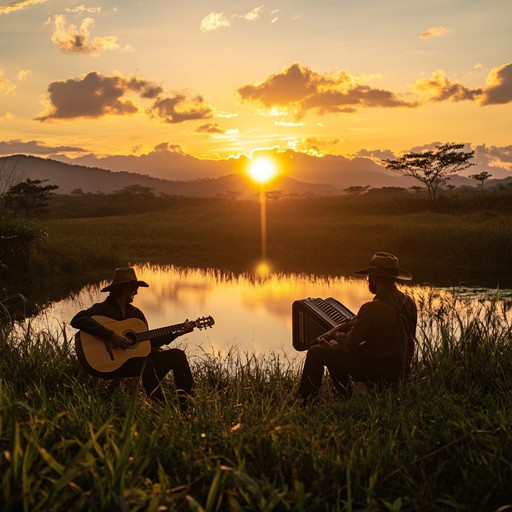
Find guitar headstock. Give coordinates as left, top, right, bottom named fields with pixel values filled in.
left=194, top=315, right=215, bottom=330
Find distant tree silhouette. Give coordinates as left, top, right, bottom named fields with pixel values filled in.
left=265, top=190, right=284, bottom=201
left=343, top=185, right=370, bottom=195
left=112, top=185, right=155, bottom=198
left=366, top=186, right=407, bottom=196
left=383, top=143, right=474, bottom=204
left=469, top=171, right=492, bottom=192
left=445, top=183, right=457, bottom=197
left=5, top=178, right=59, bottom=217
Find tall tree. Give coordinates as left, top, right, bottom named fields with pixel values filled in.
left=5, top=178, right=59, bottom=217
left=383, top=143, right=474, bottom=203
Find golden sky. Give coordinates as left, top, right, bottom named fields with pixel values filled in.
left=0, top=0, right=511, bottom=179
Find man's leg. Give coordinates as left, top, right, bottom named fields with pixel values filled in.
left=298, top=345, right=348, bottom=404
left=112, top=357, right=164, bottom=400
left=150, top=349, right=194, bottom=409
left=327, top=352, right=387, bottom=392
left=299, top=346, right=386, bottom=403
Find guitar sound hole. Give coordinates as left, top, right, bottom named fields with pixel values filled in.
left=125, top=332, right=138, bottom=348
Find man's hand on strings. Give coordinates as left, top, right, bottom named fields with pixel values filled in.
left=111, top=331, right=132, bottom=349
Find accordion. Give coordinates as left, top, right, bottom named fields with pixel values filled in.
left=292, top=297, right=355, bottom=351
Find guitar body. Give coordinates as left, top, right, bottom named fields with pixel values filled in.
left=76, top=316, right=152, bottom=374
left=75, top=314, right=215, bottom=375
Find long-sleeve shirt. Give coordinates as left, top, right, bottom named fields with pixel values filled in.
left=70, top=295, right=178, bottom=349
left=344, top=285, right=417, bottom=377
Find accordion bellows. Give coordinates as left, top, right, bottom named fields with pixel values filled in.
left=292, top=297, right=355, bottom=351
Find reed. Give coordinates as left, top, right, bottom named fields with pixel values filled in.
left=1, top=293, right=511, bottom=511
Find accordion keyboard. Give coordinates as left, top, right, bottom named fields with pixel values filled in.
left=309, top=297, right=353, bottom=325
left=292, top=297, right=355, bottom=351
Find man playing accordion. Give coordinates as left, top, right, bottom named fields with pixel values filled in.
left=298, top=252, right=417, bottom=405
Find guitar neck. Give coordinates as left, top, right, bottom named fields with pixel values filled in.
left=136, top=322, right=187, bottom=342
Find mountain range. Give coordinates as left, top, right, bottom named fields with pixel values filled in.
left=0, top=152, right=499, bottom=198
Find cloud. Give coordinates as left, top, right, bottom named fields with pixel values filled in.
left=16, top=69, right=31, bottom=81
left=0, top=70, right=16, bottom=94
left=355, top=148, right=396, bottom=161
left=0, top=139, right=86, bottom=156
left=413, top=63, right=512, bottom=106
left=481, top=62, right=512, bottom=105
left=457, top=144, right=512, bottom=178
left=49, top=14, right=127, bottom=55
left=475, top=144, right=512, bottom=169
left=200, top=6, right=263, bottom=32
left=419, top=26, right=449, bottom=39
left=65, top=5, right=102, bottom=14
left=153, top=142, right=186, bottom=155
left=0, top=0, right=46, bottom=15
left=36, top=71, right=213, bottom=124
left=200, top=12, right=231, bottom=32
left=237, top=63, right=416, bottom=118
left=148, top=94, right=213, bottom=124
left=289, top=137, right=341, bottom=156
left=413, top=70, right=482, bottom=102
left=125, top=77, right=163, bottom=99
left=36, top=72, right=162, bottom=121
left=196, top=123, right=226, bottom=134
left=237, top=6, right=263, bottom=21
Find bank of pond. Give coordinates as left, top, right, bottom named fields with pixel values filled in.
left=1, top=268, right=511, bottom=511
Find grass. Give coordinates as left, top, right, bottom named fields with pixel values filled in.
left=2, top=193, right=512, bottom=509
left=38, top=197, right=512, bottom=285
left=4, top=193, right=512, bottom=312
left=1, top=291, right=512, bottom=511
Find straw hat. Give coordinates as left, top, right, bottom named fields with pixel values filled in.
left=355, top=252, right=412, bottom=281
left=101, top=267, right=149, bottom=292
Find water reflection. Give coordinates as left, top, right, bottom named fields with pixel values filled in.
left=35, top=264, right=511, bottom=363
left=37, top=264, right=376, bottom=359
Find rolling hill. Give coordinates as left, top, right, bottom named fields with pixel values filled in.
left=0, top=153, right=485, bottom=197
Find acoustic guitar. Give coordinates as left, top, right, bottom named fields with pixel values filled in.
left=75, top=315, right=215, bottom=373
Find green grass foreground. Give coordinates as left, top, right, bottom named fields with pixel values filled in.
left=1, top=292, right=512, bottom=511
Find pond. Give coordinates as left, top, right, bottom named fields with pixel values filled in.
left=30, top=263, right=511, bottom=365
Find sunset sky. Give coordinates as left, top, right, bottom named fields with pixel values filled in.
left=1, top=0, right=511, bottom=179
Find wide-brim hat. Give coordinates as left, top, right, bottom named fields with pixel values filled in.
left=355, top=252, right=412, bottom=281
left=101, top=267, right=149, bottom=292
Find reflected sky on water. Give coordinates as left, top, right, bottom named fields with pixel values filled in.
left=35, top=263, right=431, bottom=361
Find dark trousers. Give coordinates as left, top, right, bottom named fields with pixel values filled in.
left=298, top=344, right=398, bottom=403
left=107, top=348, right=194, bottom=401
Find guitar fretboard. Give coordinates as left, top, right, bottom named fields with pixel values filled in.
left=135, top=323, right=186, bottom=342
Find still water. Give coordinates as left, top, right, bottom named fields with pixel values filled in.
left=32, top=263, right=506, bottom=362
left=34, top=264, right=402, bottom=360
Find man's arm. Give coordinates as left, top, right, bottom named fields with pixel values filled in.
left=71, top=306, right=114, bottom=340
left=71, top=305, right=132, bottom=349
left=315, top=317, right=356, bottom=349
left=344, top=304, right=373, bottom=352
left=150, top=319, right=195, bottom=348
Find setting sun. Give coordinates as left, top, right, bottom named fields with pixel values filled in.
left=248, top=157, right=278, bottom=184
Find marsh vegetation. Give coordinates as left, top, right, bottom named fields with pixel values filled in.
left=1, top=188, right=512, bottom=510
left=1, top=291, right=511, bottom=511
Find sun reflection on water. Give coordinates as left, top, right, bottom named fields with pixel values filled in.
left=28, top=263, right=512, bottom=374
left=35, top=263, right=505, bottom=365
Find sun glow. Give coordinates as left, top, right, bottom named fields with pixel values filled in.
left=248, top=157, right=278, bottom=184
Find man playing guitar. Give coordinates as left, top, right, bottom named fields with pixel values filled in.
left=72, top=267, right=199, bottom=408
